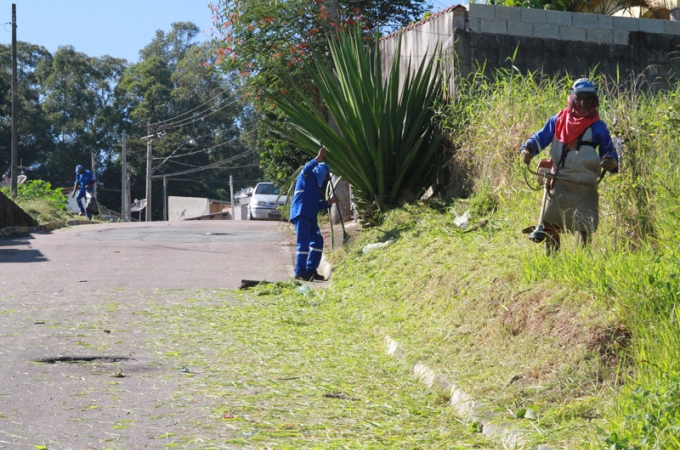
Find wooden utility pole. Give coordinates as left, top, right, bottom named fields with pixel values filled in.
left=229, top=175, right=235, bottom=220
left=121, top=130, right=127, bottom=221
left=90, top=152, right=97, bottom=198
left=145, top=124, right=153, bottom=221
left=125, top=171, right=131, bottom=222
left=10, top=4, right=18, bottom=198
left=163, top=176, right=168, bottom=221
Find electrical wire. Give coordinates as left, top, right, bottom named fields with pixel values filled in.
left=154, top=96, right=244, bottom=130
left=154, top=131, right=252, bottom=161
left=164, top=165, right=260, bottom=183
left=147, top=85, right=239, bottom=128
left=152, top=149, right=258, bottom=178
left=153, top=127, right=260, bottom=164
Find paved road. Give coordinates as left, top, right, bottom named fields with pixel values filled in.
left=0, top=220, right=294, bottom=449
left=1, top=220, right=294, bottom=292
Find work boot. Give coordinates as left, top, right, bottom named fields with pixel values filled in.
left=308, top=271, right=326, bottom=281
left=294, top=272, right=313, bottom=282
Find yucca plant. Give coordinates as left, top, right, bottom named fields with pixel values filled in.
left=266, top=26, right=446, bottom=224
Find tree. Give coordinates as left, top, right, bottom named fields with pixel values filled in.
left=0, top=42, right=54, bottom=180
left=210, top=0, right=431, bottom=184
left=116, top=22, right=261, bottom=219
left=0, top=43, right=126, bottom=210
left=37, top=47, right=126, bottom=192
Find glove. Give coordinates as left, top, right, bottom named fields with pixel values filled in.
left=519, top=140, right=536, bottom=165
left=600, top=156, right=617, bottom=172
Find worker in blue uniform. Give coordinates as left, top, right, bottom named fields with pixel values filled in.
left=290, top=146, right=338, bottom=281
left=71, top=164, right=97, bottom=219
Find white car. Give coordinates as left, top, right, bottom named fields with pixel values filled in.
left=247, top=182, right=287, bottom=220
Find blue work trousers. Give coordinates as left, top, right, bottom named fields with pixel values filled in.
left=292, top=216, right=323, bottom=276
left=76, top=190, right=92, bottom=219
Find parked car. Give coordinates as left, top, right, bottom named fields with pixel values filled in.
left=247, top=182, right=287, bottom=220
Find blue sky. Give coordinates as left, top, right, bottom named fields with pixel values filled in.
left=0, top=0, right=216, bottom=63
left=0, top=0, right=466, bottom=63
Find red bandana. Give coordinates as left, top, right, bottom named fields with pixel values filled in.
left=554, top=98, right=599, bottom=145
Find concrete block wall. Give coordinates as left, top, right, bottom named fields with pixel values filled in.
left=381, top=4, right=680, bottom=93
left=468, top=3, right=680, bottom=45
left=380, top=6, right=462, bottom=93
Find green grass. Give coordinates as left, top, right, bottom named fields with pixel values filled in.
left=327, top=203, right=620, bottom=448
left=443, top=69, right=680, bottom=448
left=142, top=288, right=492, bottom=448
left=134, top=197, right=627, bottom=448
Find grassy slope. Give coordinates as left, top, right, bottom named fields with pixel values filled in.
left=316, top=73, right=680, bottom=448
left=327, top=201, right=619, bottom=448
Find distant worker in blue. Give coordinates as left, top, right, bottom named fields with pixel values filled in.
left=71, top=164, right=97, bottom=219
left=519, top=78, right=618, bottom=254
left=290, top=146, right=338, bottom=281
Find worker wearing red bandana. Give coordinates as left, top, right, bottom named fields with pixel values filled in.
left=519, top=79, right=618, bottom=254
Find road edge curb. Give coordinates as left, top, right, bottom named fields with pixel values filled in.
left=384, top=336, right=553, bottom=450
left=318, top=253, right=552, bottom=449
left=0, top=219, right=95, bottom=238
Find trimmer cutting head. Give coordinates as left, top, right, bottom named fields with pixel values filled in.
left=529, top=224, right=549, bottom=243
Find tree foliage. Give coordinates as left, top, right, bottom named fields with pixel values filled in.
left=116, top=22, right=261, bottom=219
left=488, top=0, right=663, bottom=17
left=268, top=28, right=446, bottom=223
left=0, top=43, right=54, bottom=180
left=38, top=47, right=127, bottom=187
left=0, top=21, right=262, bottom=219
left=210, top=0, right=431, bottom=184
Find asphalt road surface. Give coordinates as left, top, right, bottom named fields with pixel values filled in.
left=0, top=220, right=294, bottom=449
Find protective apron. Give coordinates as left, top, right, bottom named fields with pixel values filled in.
left=544, top=127, right=601, bottom=233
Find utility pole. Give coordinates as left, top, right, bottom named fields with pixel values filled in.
left=10, top=4, right=18, bottom=198
left=229, top=175, right=235, bottom=220
left=90, top=152, right=97, bottom=199
left=163, top=176, right=168, bottom=221
left=121, top=130, right=127, bottom=221
left=126, top=171, right=131, bottom=222
left=145, top=124, right=153, bottom=221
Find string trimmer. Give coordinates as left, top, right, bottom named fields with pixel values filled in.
left=329, top=175, right=350, bottom=243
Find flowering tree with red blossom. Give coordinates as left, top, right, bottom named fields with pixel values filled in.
left=209, top=0, right=431, bottom=184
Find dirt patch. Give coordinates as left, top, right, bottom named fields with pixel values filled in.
left=586, top=324, right=632, bottom=367
left=500, top=291, right=627, bottom=373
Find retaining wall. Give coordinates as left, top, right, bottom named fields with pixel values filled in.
left=0, top=190, right=36, bottom=229
left=381, top=4, right=680, bottom=90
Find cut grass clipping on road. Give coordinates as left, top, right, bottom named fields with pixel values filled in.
left=143, top=287, right=492, bottom=449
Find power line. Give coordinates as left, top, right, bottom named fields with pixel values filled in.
left=165, top=165, right=260, bottom=183
left=159, top=96, right=244, bottom=130
left=147, top=85, right=237, bottom=128
left=152, top=149, right=258, bottom=178
left=153, top=127, right=261, bottom=162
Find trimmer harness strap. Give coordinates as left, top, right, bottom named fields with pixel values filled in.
left=557, top=129, right=594, bottom=169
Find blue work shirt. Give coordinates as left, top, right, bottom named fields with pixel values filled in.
left=74, top=170, right=96, bottom=195
left=526, top=115, right=617, bottom=162
left=289, top=159, right=329, bottom=223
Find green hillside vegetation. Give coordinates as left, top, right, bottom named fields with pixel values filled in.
left=1, top=180, right=74, bottom=224
left=262, top=70, right=679, bottom=447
